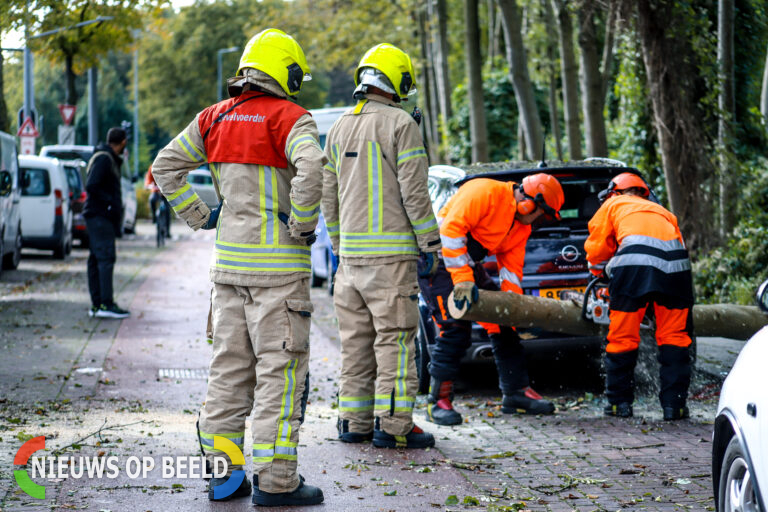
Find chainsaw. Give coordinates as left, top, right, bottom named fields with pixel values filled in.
left=581, top=276, right=654, bottom=330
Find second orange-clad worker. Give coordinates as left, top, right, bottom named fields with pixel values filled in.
left=585, top=172, right=694, bottom=421
left=418, top=174, right=564, bottom=425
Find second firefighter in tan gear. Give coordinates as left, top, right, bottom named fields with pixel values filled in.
left=322, top=44, right=440, bottom=448
left=152, top=29, right=324, bottom=506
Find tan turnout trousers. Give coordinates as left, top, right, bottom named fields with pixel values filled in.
left=335, top=260, right=420, bottom=436
left=199, top=278, right=311, bottom=493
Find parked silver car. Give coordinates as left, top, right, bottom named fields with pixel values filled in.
left=0, top=131, right=23, bottom=275
left=187, top=167, right=219, bottom=209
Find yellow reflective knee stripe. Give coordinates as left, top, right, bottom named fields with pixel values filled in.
left=167, top=183, right=199, bottom=212
left=276, top=359, right=298, bottom=451
left=339, top=395, right=375, bottom=412
left=257, top=166, right=279, bottom=245
left=410, top=214, right=438, bottom=235
left=367, top=141, right=383, bottom=233
left=291, top=199, right=320, bottom=223
left=176, top=132, right=206, bottom=162
left=252, top=443, right=274, bottom=463
left=374, top=394, right=392, bottom=411
left=287, top=134, right=320, bottom=160
left=397, top=146, right=426, bottom=165
left=326, top=220, right=340, bottom=237
left=199, top=431, right=245, bottom=454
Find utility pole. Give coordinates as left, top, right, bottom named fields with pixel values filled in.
left=217, top=46, right=239, bottom=102
left=133, top=41, right=139, bottom=177
left=87, top=67, right=98, bottom=145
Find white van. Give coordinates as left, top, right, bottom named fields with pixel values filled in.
left=0, top=131, right=23, bottom=276
left=18, top=155, right=73, bottom=259
left=39, top=144, right=138, bottom=234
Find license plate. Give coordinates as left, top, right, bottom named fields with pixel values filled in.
left=531, top=287, right=585, bottom=300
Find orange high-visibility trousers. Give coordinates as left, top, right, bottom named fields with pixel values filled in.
left=606, top=302, right=692, bottom=354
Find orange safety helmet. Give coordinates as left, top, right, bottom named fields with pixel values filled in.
left=517, top=173, right=565, bottom=220
left=599, top=172, right=650, bottom=203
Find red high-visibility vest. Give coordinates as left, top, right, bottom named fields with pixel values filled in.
left=197, top=91, right=309, bottom=168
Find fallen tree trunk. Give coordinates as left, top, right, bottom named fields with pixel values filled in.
left=447, top=290, right=768, bottom=341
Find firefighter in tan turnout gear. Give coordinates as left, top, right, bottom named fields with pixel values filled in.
left=322, top=44, right=441, bottom=449
left=152, top=29, right=325, bottom=507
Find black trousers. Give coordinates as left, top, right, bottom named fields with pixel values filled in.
left=418, top=260, right=528, bottom=389
left=85, top=215, right=117, bottom=307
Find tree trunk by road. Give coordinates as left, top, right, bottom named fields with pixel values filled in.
left=577, top=1, right=608, bottom=157
left=601, top=1, right=617, bottom=101
left=499, top=0, right=544, bottom=160
left=465, top=0, right=490, bottom=162
left=0, top=48, right=7, bottom=133
left=65, top=53, right=78, bottom=106
left=418, top=7, right=439, bottom=162
left=762, top=44, right=768, bottom=124
left=447, top=288, right=768, bottom=341
left=544, top=0, right=562, bottom=160
left=432, top=0, right=453, bottom=139
left=632, top=0, right=716, bottom=251
left=552, top=0, right=582, bottom=160
left=718, top=0, right=735, bottom=237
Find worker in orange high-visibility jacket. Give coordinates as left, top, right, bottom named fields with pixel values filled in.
left=585, top=172, right=694, bottom=421
left=418, top=173, right=564, bottom=426
left=152, top=29, right=325, bottom=507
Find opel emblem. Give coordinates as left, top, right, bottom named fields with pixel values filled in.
left=560, top=245, right=579, bottom=262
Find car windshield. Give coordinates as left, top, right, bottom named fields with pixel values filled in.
left=189, top=173, right=213, bottom=185
left=44, top=149, right=93, bottom=162
left=64, top=166, right=82, bottom=195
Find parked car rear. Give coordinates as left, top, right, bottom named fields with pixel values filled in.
left=39, top=144, right=138, bottom=234
left=18, top=155, right=73, bottom=259
left=62, top=160, right=88, bottom=247
left=0, top=131, right=23, bottom=276
left=187, top=166, right=219, bottom=209
left=415, top=159, right=656, bottom=391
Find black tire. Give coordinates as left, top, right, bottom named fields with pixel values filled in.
left=415, top=312, right=432, bottom=394
left=53, top=237, right=67, bottom=259
left=79, top=233, right=90, bottom=249
left=311, top=270, right=323, bottom=288
left=718, top=437, right=759, bottom=512
left=3, top=226, right=21, bottom=270
left=0, top=231, right=4, bottom=277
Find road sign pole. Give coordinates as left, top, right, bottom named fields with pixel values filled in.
left=88, top=67, right=98, bottom=145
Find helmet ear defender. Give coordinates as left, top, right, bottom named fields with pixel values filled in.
left=400, top=72, right=412, bottom=97
left=516, top=196, right=537, bottom=215
left=286, top=63, right=304, bottom=94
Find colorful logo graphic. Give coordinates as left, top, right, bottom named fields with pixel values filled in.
left=14, top=436, right=46, bottom=499
left=211, top=436, right=245, bottom=500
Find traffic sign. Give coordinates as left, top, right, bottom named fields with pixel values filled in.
left=58, top=104, right=76, bottom=126
left=20, top=136, right=36, bottom=155
left=17, top=117, right=39, bottom=138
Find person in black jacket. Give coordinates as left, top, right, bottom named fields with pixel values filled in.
left=83, top=127, right=130, bottom=319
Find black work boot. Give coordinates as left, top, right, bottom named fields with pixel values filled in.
left=426, top=377, right=463, bottom=425
left=663, top=405, right=690, bottom=421
left=208, top=471, right=252, bottom=501
left=252, top=475, right=324, bottom=507
left=337, top=418, right=373, bottom=443
left=372, top=417, right=435, bottom=449
left=658, top=345, right=692, bottom=420
left=604, top=350, right=638, bottom=407
left=502, top=387, right=556, bottom=415
left=603, top=402, right=633, bottom=418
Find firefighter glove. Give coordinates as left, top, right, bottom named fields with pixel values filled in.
left=453, top=281, right=479, bottom=312
left=201, top=200, right=222, bottom=230
left=417, top=251, right=439, bottom=278
left=278, top=212, right=316, bottom=246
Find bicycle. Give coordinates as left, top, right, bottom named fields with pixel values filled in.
left=153, top=194, right=170, bottom=248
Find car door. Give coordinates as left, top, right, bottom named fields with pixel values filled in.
left=20, top=164, right=54, bottom=238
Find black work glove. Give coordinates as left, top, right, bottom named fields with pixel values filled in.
left=278, top=212, right=316, bottom=246
left=201, top=200, right=222, bottom=230
left=417, top=251, right=439, bottom=278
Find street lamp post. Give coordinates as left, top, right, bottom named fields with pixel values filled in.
left=217, top=46, right=239, bottom=102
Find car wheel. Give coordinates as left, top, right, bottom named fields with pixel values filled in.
left=718, top=437, right=760, bottom=512
left=414, top=313, right=432, bottom=394
left=53, top=236, right=67, bottom=260
left=311, top=268, right=324, bottom=288
left=3, top=226, right=22, bottom=270
left=0, top=231, right=4, bottom=277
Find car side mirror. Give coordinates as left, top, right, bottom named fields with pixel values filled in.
left=0, top=171, right=11, bottom=196
left=757, top=279, right=768, bottom=313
